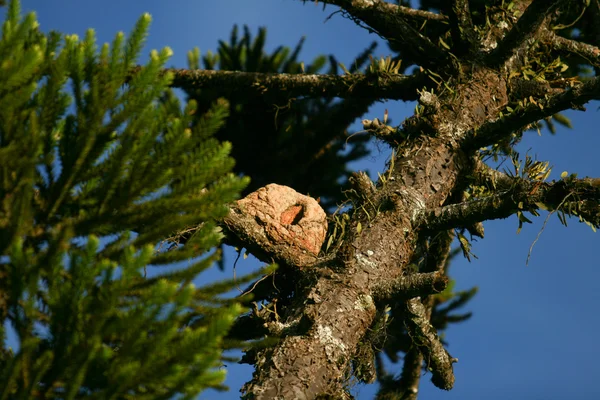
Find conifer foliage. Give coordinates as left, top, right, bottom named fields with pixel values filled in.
left=0, top=1, right=251, bottom=397
left=3, top=0, right=600, bottom=398
left=183, top=26, right=376, bottom=209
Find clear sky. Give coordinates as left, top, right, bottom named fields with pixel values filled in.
left=4, top=1, right=600, bottom=399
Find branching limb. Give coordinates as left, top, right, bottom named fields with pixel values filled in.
left=465, top=76, right=600, bottom=149
left=486, top=0, right=563, bottom=66
left=161, top=67, right=426, bottom=101
left=395, top=348, right=423, bottom=400
left=404, top=298, right=456, bottom=390
left=304, top=0, right=448, bottom=67
left=544, top=29, right=600, bottom=67
left=299, top=0, right=449, bottom=24
left=416, top=177, right=600, bottom=233
left=395, top=230, right=453, bottom=398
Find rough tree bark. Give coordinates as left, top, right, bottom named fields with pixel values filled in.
left=167, top=0, right=600, bottom=398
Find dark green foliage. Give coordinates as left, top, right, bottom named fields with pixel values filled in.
left=0, top=1, right=253, bottom=397
left=186, top=25, right=378, bottom=209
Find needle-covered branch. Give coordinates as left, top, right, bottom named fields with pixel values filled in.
left=465, top=76, right=600, bottom=149
left=163, top=67, right=425, bottom=101
left=306, top=0, right=448, bottom=67
left=416, top=177, right=600, bottom=234
left=486, top=0, right=563, bottom=67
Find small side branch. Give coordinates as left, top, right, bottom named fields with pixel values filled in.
left=486, top=0, right=563, bottom=66
left=299, top=0, right=449, bottom=24
left=392, top=230, right=453, bottom=398
left=472, top=158, right=515, bottom=191
left=404, top=298, right=456, bottom=390
left=373, top=272, right=448, bottom=302
left=417, top=186, right=525, bottom=233
left=163, top=68, right=425, bottom=101
left=449, top=0, right=477, bottom=55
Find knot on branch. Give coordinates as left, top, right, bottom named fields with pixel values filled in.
left=238, top=184, right=327, bottom=264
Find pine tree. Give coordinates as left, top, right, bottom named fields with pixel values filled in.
left=162, top=1, right=600, bottom=398
left=0, top=1, right=257, bottom=397
left=3, top=0, right=600, bottom=399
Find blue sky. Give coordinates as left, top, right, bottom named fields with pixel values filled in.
left=5, top=1, right=600, bottom=399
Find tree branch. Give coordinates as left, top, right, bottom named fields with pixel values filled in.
left=300, top=0, right=449, bottom=24
left=164, top=68, right=426, bottom=101
left=373, top=271, right=448, bottom=302
left=465, top=76, right=600, bottom=149
left=486, top=0, right=563, bottom=66
left=416, top=177, right=600, bottom=233
left=395, top=348, right=423, bottom=400
left=404, top=298, right=456, bottom=390
left=449, top=0, right=477, bottom=56
left=544, top=29, right=600, bottom=67
left=471, top=158, right=515, bottom=191
left=305, top=0, right=448, bottom=67
left=399, top=230, right=454, bottom=397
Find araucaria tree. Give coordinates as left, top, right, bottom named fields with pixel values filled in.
left=2, top=0, right=600, bottom=399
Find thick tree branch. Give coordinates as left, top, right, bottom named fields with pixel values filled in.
left=416, top=177, right=600, bottom=233
left=164, top=68, right=426, bottom=101
left=465, top=76, right=600, bottom=149
left=241, top=137, right=462, bottom=397
left=306, top=0, right=448, bottom=67
left=486, top=0, right=563, bottom=66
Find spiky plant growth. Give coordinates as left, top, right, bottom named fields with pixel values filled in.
left=0, top=1, right=253, bottom=398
